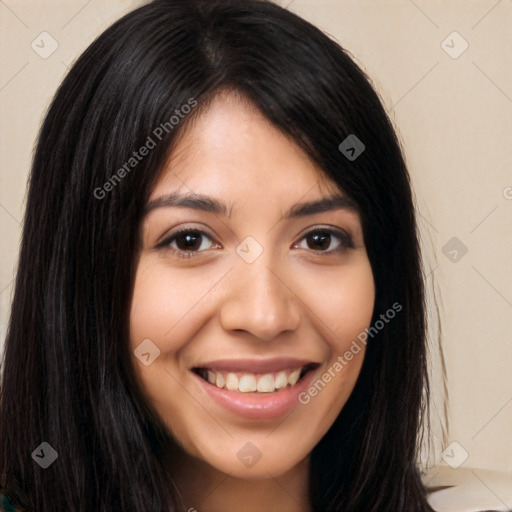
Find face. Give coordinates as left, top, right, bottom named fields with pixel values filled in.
left=129, top=91, right=375, bottom=480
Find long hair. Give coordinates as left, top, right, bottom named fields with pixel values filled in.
left=0, top=0, right=433, bottom=510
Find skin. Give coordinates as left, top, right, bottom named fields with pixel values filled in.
left=129, top=90, right=375, bottom=512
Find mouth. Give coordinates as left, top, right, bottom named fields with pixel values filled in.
left=192, top=362, right=318, bottom=394
left=191, top=359, right=322, bottom=420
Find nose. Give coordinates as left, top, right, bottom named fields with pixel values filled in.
left=219, top=257, right=301, bottom=342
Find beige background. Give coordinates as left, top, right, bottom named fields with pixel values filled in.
left=1, top=0, right=511, bottom=508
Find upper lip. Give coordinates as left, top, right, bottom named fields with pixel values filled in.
left=192, top=357, right=320, bottom=373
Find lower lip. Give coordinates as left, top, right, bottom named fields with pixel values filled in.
left=192, top=369, right=318, bottom=420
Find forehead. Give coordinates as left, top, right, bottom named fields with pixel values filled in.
left=150, top=90, right=341, bottom=206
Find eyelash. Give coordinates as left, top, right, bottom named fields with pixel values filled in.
left=156, top=226, right=354, bottom=259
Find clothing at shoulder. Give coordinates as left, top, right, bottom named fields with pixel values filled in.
left=0, top=490, right=26, bottom=512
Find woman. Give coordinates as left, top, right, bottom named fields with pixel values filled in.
left=0, top=0, right=434, bottom=510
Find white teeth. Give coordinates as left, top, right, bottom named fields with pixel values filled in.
left=216, top=373, right=225, bottom=388
left=226, top=372, right=238, bottom=391
left=274, top=371, right=288, bottom=389
left=288, top=368, right=301, bottom=386
left=257, top=374, right=274, bottom=393
left=239, top=374, right=257, bottom=392
left=202, top=366, right=306, bottom=393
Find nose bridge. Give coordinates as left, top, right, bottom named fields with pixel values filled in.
left=219, top=249, right=301, bottom=340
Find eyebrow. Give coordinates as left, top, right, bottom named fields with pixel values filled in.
left=143, top=191, right=358, bottom=219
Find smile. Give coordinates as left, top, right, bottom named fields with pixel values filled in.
left=191, top=359, right=321, bottom=420
left=194, top=364, right=317, bottom=394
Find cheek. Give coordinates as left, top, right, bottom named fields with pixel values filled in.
left=128, top=260, right=210, bottom=408
left=128, top=261, right=204, bottom=436
left=128, top=258, right=234, bottom=430
left=129, top=258, right=223, bottom=347
left=282, top=257, right=374, bottom=381
left=333, top=265, right=375, bottom=350
left=293, top=257, right=375, bottom=349
left=291, top=261, right=374, bottom=432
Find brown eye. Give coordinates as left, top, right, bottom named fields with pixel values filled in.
left=157, top=228, right=218, bottom=258
left=174, top=231, right=204, bottom=251
left=305, top=231, right=332, bottom=251
left=295, top=228, right=354, bottom=253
